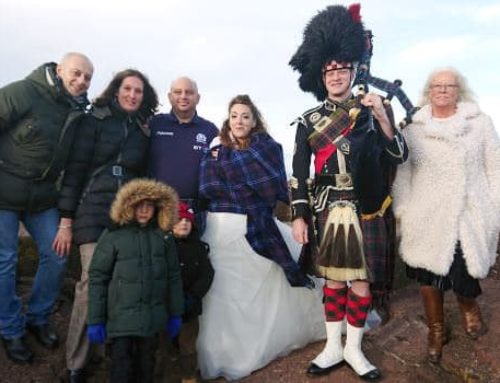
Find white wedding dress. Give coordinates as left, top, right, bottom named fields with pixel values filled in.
left=197, top=212, right=326, bottom=381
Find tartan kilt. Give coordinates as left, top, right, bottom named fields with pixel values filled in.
left=360, top=208, right=396, bottom=285
left=298, top=201, right=395, bottom=284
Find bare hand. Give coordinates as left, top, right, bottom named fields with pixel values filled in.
left=292, top=218, right=309, bottom=244
left=52, top=218, right=73, bottom=257
left=360, top=92, right=394, bottom=139
left=210, top=148, right=219, bottom=159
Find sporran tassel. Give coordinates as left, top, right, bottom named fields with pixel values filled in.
left=331, top=223, right=347, bottom=267
left=317, top=223, right=335, bottom=267
left=346, top=223, right=363, bottom=268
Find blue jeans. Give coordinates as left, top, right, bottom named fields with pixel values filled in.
left=0, top=208, right=67, bottom=339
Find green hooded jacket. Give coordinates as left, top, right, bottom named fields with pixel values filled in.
left=0, top=62, right=90, bottom=212
left=88, top=179, right=184, bottom=338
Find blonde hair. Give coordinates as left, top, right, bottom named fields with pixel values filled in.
left=418, top=66, right=476, bottom=106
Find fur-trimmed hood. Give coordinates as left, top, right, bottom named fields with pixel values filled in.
left=110, top=178, right=179, bottom=232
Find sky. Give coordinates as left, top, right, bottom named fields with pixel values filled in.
left=1, top=0, right=499, bottom=171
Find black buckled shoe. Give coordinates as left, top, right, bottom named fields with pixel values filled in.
left=306, top=360, right=344, bottom=375
left=1, top=336, right=34, bottom=364
left=27, top=323, right=59, bottom=349
left=68, top=368, right=86, bottom=383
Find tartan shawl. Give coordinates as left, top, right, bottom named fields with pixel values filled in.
left=199, top=133, right=308, bottom=286
left=308, top=98, right=358, bottom=173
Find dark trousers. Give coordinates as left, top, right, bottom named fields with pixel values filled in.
left=172, top=319, right=199, bottom=380
left=110, top=335, right=158, bottom=383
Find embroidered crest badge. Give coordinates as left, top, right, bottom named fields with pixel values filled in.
left=196, top=133, right=208, bottom=144
left=309, top=112, right=321, bottom=123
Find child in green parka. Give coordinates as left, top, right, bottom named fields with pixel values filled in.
left=86, top=179, right=184, bottom=383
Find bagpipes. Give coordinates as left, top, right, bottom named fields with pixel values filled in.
left=353, top=30, right=419, bottom=129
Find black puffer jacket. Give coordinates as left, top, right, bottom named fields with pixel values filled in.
left=0, top=63, right=90, bottom=212
left=175, top=230, right=214, bottom=320
left=58, top=104, right=149, bottom=245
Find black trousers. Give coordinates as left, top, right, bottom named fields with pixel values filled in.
left=110, top=335, right=158, bottom=383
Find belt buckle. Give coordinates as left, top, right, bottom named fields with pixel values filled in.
left=112, top=165, right=123, bottom=177
left=335, top=173, right=352, bottom=188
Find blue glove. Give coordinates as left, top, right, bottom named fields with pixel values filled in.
left=166, top=316, right=182, bottom=338
left=87, top=323, right=106, bottom=344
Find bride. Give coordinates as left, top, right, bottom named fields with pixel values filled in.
left=197, top=95, right=325, bottom=381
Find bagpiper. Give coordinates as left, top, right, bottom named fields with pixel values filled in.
left=289, top=4, right=408, bottom=380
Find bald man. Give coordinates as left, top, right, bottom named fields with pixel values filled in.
left=149, top=76, right=218, bottom=231
left=0, top=52, right=93, bottom=364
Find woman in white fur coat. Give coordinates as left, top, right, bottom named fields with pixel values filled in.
left=392, top=67, right=500, bottom=364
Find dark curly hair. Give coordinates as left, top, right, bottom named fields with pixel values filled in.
left=220, top=94, right=268, bottom=149
left=94, top=69, right=159, bottom=121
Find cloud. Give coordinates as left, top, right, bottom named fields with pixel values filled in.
left=427, top=2, right=500, bottom=25
left=397, top=35, right=475, bottom=64
left=441, top=3, right=500, bottom=24
left=480, top=95, right=500, bottom=132
left=474, top=4, right=500, bottom=23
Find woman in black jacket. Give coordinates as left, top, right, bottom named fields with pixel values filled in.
left=52, top=69, right=158, bottom=382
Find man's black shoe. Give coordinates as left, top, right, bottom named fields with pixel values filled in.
left=68, top=368, right=86, bottom=383
left=358, top=367, right=382, bottom=381
left=1, top=336, right=34, bottom=364
left=27, top=323, right=59, bottom=349
left=306, top=360, right=344, bottom=375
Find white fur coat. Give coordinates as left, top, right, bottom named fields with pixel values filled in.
left=392, top=102, right=500, bottom=278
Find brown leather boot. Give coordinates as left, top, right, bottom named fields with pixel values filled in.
left=456, top=295, right=487, bottom=339
left=420, top=286, right=444, bottom=363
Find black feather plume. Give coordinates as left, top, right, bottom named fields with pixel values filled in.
left=289, top=4, right=366, bottom=101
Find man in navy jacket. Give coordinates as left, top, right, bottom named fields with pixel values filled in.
left=149, top=76, right=218, bottom=232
